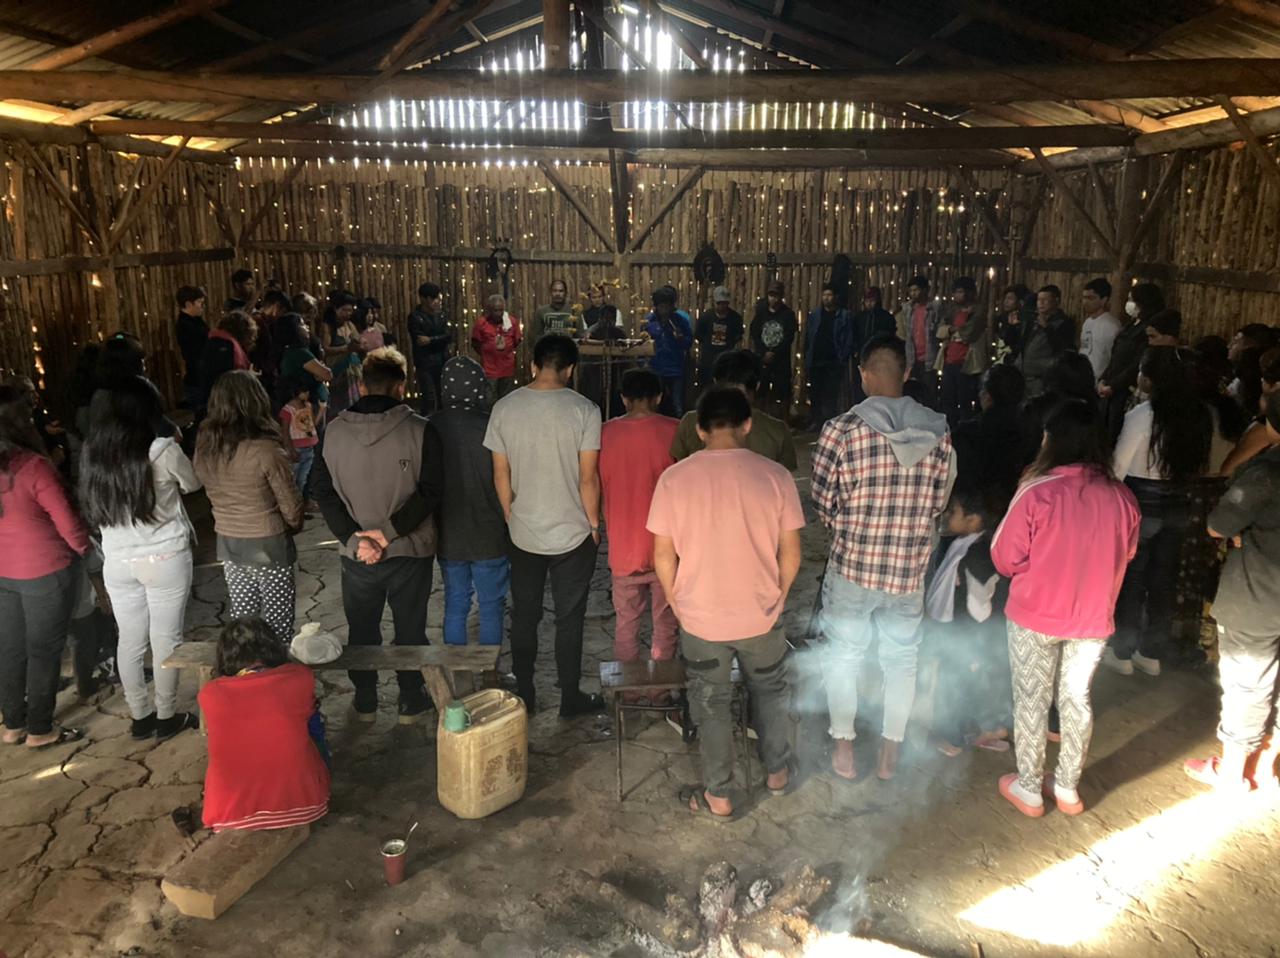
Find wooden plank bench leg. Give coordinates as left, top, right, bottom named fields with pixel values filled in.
left=161, top=824, right=310, bottom=919
left=197, top=665, right=214, bottom=737
left=421, top=665, right=456, bottom=715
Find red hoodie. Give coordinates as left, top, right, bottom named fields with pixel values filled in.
left=991, top=464, right=1140, bottom=639
left=0, top=451, right=90, bottom=579
left=470, top=312, right=522, bottom=379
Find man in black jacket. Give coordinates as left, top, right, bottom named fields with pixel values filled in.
left=175, top=285, right=208, bottom=409
left=407, top=281, right=452, bottom=415
left=311, top=347, right=444, bottom=723
left=1016, top=285, right=1075, bottom=398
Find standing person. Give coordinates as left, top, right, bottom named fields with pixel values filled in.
left=750, top=280, right=798, bottom=417
left=1105, top=348, right=1213, bottom=676
left=1186, top=392, right=1280, bottom=791
left=311, top=348, right=442, bottom=722
left=993, top=284, right=1032, bottom=366
left=276, top=312, right=332, bottom=427
left=895, top=275, right=943, bottom=407
left=533, top=278, right=578, bottom=340
left=670, top=349, right=797, bottom=471
left=694, top=286, right=744, bottom=391
left=1099, top=282, right=1165, bottom=440
left=1079, top=278, right=1120, bottom=383
left=252, top=289, right=292, bottom=400
left=430, top=357, right=509, bottom=650
left=937, top=276, right=989, bottom=425
left=175, top=285, right=209, bottom=410
left=600, top=368, right=680, bottom=666
left=951, top=363, right=1026, bottom=498
left=195, top=371, right=303, bottom=644
left=1145, top=308, right=1182, bottom=348
left=225, top=268, right=256, bottom=313
left=278, top=378, right=320, bottom=499
left=407, top=282, right=452, bottom=415
left=200, top=617, right=330, bottom=831
left=849, top=286, right=897, bottom=403
left=81, top=378, right=200, bottom=741
left=1016, top=285, right=1075, bottom=399
left=812, top=335, right=956, bottom=781
left=90, top=332, right=177, bottom=440
left=0, top=386, right=91, bottom=749
left=471, top=294, right=523, bottom=400
left=1222, top=347, right=1280, bottom=476
left=804, top=283, right=853, bottom=430
left=198, top=310, right=257, bottom=412
left=484, top=334, right=604, bottom=716
left=645, top=286, right=693, bottom=418
left=319, top=291, right=362, bottom=415
left=991, top=400, right=1140, bottom=817
left=648, top=386, right=804, bottom=818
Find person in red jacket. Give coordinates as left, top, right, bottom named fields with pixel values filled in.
left=470, top=294, right=523, bottom=400
left=0, top=385, right=92, bottom=749
left=199, top=617, right=330, bottom=831
left=991, top=400, right=1140, bottom=818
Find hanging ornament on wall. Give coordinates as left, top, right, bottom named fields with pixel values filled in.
left=692, top=243, right=726, bottom=285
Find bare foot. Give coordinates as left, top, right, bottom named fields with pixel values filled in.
left=689, top=789, right=734, bottom=817
left=2, top=728, right=25, bottom=745
left=929, top=733, right=962, bottom=758
left=24, top=730, right=59, bottom=748
left=877, top=739, right=900, bottom=780
left=831, top=739, right=857, bottom=780
left=766, top=766, right=790, bottom=792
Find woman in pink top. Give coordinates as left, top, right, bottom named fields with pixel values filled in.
left=0, top=386, right=92, bottom=748
left=991, top=400, right=1140, bottom=818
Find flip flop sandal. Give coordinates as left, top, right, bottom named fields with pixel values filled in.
left=678, top=784, right=738, bottom=822
left=973, top=737, right=1011, bottom=753
left=28, top=727, right=85, bottom=750
left=1184, top=756, right=1252, bottom=791
left=2, top=729, right=27, bottom=746
left=998, top=773, right=1045, bottom=818
left=766, top=760, right=798, bottom=796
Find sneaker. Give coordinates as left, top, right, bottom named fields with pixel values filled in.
left=155, top=712, right=200, bottom=742
left=353, top=689, right=378, bottom=722
left=1132, top=652, right=1162, bottom=677
left=131, top=713, right=157, bottom=740
left=397, top=690, right=434, bottom=725
left=1101, top=648, right=1134, bottom=676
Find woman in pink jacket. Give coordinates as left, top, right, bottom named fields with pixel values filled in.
left=991, top=400, right=1140, bottom=817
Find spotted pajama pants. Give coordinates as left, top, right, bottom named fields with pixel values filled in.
left=222, top=561, right=296, bottom=644
left=1007, top=621, right=1106, bottom=793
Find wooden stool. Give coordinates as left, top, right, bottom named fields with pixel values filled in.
left=599, top=659, right=752, bottom=801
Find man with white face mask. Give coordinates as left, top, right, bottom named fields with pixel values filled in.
left=1098, top=282, right=1166, bottom=442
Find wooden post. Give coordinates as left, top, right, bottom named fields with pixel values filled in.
left=1031, top=148, right=1118, bottom=259
left=1214, top=94, right=1280, bottom=191
left=627, top=166, right=705, bottom=254
left=538, top=161, right=616, bottom=252
left=543, top=0, right=572, bottom=70
left=1111, top=157, right=1146, bottom=303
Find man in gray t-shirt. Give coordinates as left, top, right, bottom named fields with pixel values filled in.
left=484, top=334, right=605, bottom=717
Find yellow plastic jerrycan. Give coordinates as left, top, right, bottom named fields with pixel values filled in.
left=436, top=689, right=528, bottom=819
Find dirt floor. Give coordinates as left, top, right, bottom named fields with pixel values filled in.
left=2, top=441, right=1279, bottom=958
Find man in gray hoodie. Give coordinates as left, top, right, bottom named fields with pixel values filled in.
left=811, top=334, right=956, bottom=781
left=311, top=347, right=443, bottom=723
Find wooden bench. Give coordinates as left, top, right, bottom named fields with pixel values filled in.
left=163, top=643, right=500, bottom=724
left=599, top=659, right=751, bottom=801
left=161, top=824, right=309, bottom=919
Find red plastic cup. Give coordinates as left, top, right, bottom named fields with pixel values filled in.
left=381, top=839, right=407, bottom=886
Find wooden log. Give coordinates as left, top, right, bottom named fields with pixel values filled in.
left=1031, top=148, right=1118, bottom=258
left=12, top=141, right=101, bottom=248
left=0, top=245, right=234, bottom=278
left=2, top=59, right=1279, bottom=105
left=108, top=137, right=191, bottom=253
left=161, top=824, right=309, bottom=920
left=1214, top=95, right=1280, bottom=191
left=99, top=118, right=1134, bottom=150
left=538, top=161, right=616, bottom=251
left=377, top=0, right=456, bottom=75
left=543, top=0, right=572, bottom=71
left=162, top=641, right=498, bottom=672
left=628, top=166, right=705, bottom=253
left=25, top=0, right=232, bottom=71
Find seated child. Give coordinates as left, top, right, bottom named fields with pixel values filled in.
left=200, top=617, right=330, bottom=831
left=924, top=485, right=1013, bottom=757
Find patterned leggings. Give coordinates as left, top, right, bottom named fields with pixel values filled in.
left=223, top=561, right=296, bottom=644
left=1008, top=622, right=1106, bottom=792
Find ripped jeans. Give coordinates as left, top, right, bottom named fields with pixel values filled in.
left=681, top=628, right=792, bottom=798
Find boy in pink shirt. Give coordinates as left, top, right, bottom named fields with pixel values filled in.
left=647, top=386, right=805, bottom=819
left=599, top=369, right=680, bottom=665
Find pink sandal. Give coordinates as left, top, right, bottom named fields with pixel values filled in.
left=998, top=773, right=1045, bottom=818
left=1043, top=775, right=1085, bottom=816
left=1184, top=756, right=1252, bottom=792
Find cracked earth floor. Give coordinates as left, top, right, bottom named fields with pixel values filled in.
left=2, top=445, right=1278, bottom=957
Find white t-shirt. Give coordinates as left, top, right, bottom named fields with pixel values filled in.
left=1080, top=311, right=1121, bottom=382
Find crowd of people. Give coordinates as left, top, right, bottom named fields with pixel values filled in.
left=0, top=262, right=1277, bottom=835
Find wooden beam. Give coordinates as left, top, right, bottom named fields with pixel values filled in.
left=1031, top=147, right=1117, bottom=258
left=1015, top=176, right=1048, bottom=259
left=953, top=164, right=1009, bottom=252
left=244, top=240, right=618, bottom=265
left=101, top=117, right=1133, bottom=150
left=201, top=11, right=325, bottom=67
left=107, top=136, right=191, bottom=253
left=193, top=169, right=238, bottom=247
left=671, top=0, right=881, bottom=67
left=1214, top=94, right=1280, bottom=191
left=1126, top=152, right=1185, bottom=263
left=4, top=60, right=1279, bottom=105
left=377, top=0, right=456, bottom=76
left=897, top=14, right=970, bottom=67
left=542, top=0, right=572, bottom=70
left=11, top=139, right=100, bottom=247
left=537, top=160, right=615, bottom=251
left=609, top=148, right=631, bottom=253
left=1085, top=161, right=1117, bottom=247
left=627, top=165, right=704, bottom=253
left=641, top=0, right=708, bottom=68
left=238, top=159, right=309, bottom=245
left=1215, top=0, right=1280, bottom=29
left=0, top=245, right=234, bottom=279
left=25, top=0, right=232, bottom=71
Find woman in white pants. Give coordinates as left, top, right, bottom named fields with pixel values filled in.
left=81, top=377, right=201, bottom=741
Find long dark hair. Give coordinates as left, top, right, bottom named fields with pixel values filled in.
left=0, top=385, right=43, bottom=517
left=275, top=312, right=309, bottom=350
left=1141, top=347, right=1211, bottom=482
left=96, top=332, right=146, bottom=388
left=79, top=377, right=162, bottom=528
left=216, top=616, right=289, bottom=677
left=195, top=370, right=280, bottom=465
left=1026, top=399, right=1112, bottom=481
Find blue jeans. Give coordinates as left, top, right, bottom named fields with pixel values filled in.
left=821, top=575, right=924, bottom=743
left=440, top=557, right=510, bottom=646
left=293, top=445, right=316, bottom=496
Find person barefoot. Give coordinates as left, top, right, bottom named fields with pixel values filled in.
left=832, top=738, right=858, bottom=780
left=877, top=739, right=900, bottom=780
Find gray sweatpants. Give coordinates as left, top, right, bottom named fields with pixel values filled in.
left=1008, top=621, right=1106, bottom=792
left=104, top=551, right=193, bottom=721
left=1217, top=625, right=1280, bottom=752
left=682, top=628, right=791, bottom=798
